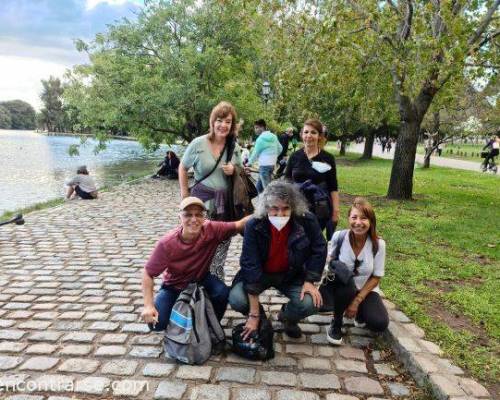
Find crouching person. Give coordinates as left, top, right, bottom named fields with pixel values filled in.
left=141, top=196, right=250, bottom=331
left=229, top=181, right=327, bottom=339
left=326, top=197, right=389, bottom=345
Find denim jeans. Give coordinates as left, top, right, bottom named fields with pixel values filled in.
left=229, top=278, right=317, bottom=323
left=149, top=274, right=229, bottom=332
left=256, top=165, right=275, bottom=193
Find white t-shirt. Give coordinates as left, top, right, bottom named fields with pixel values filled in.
left=65, top=174, right=97, bottom=193
left=329, top=230, right=386, bottom=293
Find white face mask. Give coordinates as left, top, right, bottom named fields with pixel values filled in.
left=311, top=161, right=332, bottom=173
left=268, top=216, right=290, bottom=231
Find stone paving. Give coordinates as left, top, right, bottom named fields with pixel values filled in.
left=0, top=179, right=484, bottom=399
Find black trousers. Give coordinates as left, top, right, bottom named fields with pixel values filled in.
left=332, top=278, right=389, bottom=332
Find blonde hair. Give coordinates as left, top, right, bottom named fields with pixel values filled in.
left=208, top=101, right=237, bottom=141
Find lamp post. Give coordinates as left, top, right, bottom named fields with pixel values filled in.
left=262, top=80, right=271, bottom=105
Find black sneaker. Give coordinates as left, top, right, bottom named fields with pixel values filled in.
left=278, top=311, right=302, bottom=338
left=326, top=323, right=343, bottom=345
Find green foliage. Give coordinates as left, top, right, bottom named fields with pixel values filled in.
left=327, top=149, right=499, bottom=385
left=0, top=105, right=11, bottom=129
left=0, top=100, right=36, bottom=130
left=38, top=76, right=74, bottom=133
left=64, top=0, right=269, bottom=148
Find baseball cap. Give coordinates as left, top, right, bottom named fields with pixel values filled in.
left=179, top=196, right=206, bottom=211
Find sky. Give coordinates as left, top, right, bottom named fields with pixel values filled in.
left=0, top=0, right=143, bottom=110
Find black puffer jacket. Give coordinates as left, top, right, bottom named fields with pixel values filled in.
left=234, top=212, right=327, bottom=294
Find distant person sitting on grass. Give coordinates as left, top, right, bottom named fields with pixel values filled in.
left=141, top=196, right=251, bottom=331
left=65, top=165, right=98, bottom=200
left=152, top=150, right=180, bottom=179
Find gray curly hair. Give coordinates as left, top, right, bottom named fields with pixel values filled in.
left=254, top=180, right=310, bottom=218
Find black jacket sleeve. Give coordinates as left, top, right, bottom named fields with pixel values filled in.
left=284, top=151, right=297, bottom=181
left=303, top=214, right=327, bottom=282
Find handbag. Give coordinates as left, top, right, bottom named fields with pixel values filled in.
left=224, top=139, right=257, bottom=221
left=319, top=230, right=349, bottom=312
left=231, top=313, right=274, bottom=361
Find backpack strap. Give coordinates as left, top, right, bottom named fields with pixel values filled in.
left=189, top=141, right=228, bottom=190
left=333, top=230, right=348, bottom=261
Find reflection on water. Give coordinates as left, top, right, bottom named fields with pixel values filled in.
left=0, top=130, right=175, bottom=214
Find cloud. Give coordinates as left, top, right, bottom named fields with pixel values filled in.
left=0, top=55, right=69, bottom=110
left=0, top=0, right=142, bottom=64
left=0, top=0, right=142, bottom=110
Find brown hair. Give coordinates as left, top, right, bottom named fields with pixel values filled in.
left=348, top=197, right=379, bottom=255
left=77, top=165, right=89, bottom=175
left=208, top=101, right=237, bottom=141
left=303, top=118, right=327, bottom=149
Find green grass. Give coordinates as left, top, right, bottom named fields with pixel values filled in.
left=330, top=152, right=499, bottom=387
left=416, top=143, right=486, bottom=161
left=1, top=172, right=151, bottom=221
left=1, top=198, right=65, bottom=221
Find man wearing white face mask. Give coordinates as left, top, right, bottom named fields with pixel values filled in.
left=229, top=181, right=327, bottom=339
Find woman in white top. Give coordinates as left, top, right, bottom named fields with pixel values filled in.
left=326, top=197, right=389, bottom=345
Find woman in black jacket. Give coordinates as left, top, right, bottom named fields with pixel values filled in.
left=153, top=151, right=180, bottom=179
left=285, top=119, right=339, bottom=240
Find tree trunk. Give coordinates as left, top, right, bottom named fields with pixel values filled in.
left=361, top=129, right=375, bottom=159
left=339, top=139, right=346, bottom=156
left=423, top=150, right=431, bottom=168
left=387, top=119, right=420, bottom=199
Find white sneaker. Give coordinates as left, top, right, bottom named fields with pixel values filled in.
left=326, top=324, right=343, bottom=345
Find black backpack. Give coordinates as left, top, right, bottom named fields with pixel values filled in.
left=231, top=315, right=274, bottom=361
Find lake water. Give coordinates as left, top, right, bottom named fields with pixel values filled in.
left=0, top=130, right=172, bottom=215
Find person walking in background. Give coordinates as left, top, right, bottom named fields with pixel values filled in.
left=65, top=165, right=98, bottom=200
left=276, top=127, right=294, bottom=177
left=246, top=119, right=282, bottom=193
left=482, top=134, right=499, bottom=169
left=285, top=119, right=339, bottom=240
left=386, top=138, right=392, bottom=153
left=178, top=101, right=243, bottom=280
left=153, top=150, right=180, bottom=179
left=326, top=197, right=389, bottom=345
left=380, top=136, right=388, bottom=153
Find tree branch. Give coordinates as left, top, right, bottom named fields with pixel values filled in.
left=386, top=0, right=400, bottom=14
left=472, top=29, right=500, bottom=52
left=346, top=0, right=397, bottom=49
left=431, top=0, right=444, bottom=39
left=468, top=0, right=500, bottom=46
left=399, top=0, right=413, bottom=41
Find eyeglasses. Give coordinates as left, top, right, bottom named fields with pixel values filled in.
left=353, top=259, right=362, bottom=276
left=181, top=211, right=206, bottom=220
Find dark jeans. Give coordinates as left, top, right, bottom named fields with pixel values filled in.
left=149, top=274, right=229, bottom=332
left=256, top=165, right=274, bottom=193
left=229, top=273, right=317, bottom=323
left=75, top=185, right=94, bottom=200
left=332, top=278, right=389, bottom=332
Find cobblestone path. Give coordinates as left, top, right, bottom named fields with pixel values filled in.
left=0, top=180, right=426, bottom=400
